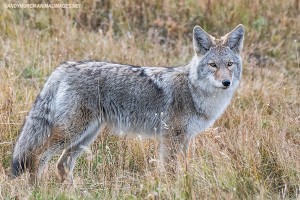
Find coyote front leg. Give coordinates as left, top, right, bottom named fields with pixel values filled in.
left=159, top=132, right=191, bottom=173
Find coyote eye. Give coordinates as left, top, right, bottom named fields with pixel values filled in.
left=228, top=62, right=233, bottom=66
left=209, top=63, right=217, bottom=68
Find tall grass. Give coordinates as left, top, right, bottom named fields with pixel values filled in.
left=0, top=0, right=299, bottom=199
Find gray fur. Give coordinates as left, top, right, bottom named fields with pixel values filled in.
left=12, top=24, right=245, bottom=182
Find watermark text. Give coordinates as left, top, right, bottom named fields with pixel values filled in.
left=4, top=3, right=82, bottom=9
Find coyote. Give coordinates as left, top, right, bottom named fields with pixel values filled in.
left=12, top=24, right=244, bottom=182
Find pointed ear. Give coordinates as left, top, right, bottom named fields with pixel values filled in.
left=193, top=26, right=215, bottom=56
left=222, top=24, right=245, bottom=54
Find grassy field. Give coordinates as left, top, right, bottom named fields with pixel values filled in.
left=0, top=0, right=299, bottom=199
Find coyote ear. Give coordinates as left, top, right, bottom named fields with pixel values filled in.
left=222, top=24, right=245, bottom=54
left=193, top=26, right=215, bottom=56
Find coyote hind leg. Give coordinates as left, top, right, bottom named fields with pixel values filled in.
left=36, top=143, right=64, bottom=181
left=56, top=120, right=101, bottom=183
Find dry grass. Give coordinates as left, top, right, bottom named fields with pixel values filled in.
left=0, top=0, right=299, bottom=199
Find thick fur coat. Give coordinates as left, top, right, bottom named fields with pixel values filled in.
left=12, top=24, right=245, bottom=182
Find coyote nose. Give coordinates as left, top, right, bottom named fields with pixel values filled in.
left=222, top=80, right=231, bottom=87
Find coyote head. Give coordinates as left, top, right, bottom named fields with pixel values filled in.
left=190, top=24, right=245, bottom=90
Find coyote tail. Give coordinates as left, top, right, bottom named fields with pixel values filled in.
left=11, top=82, right=57, bottom=177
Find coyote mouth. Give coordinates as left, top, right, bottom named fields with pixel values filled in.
left=213, top=85, right=230, bottom=90
left=220, top=86, right=230, bottom=90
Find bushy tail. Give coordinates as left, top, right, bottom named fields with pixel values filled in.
left=12, top=91, right=55, bottom=177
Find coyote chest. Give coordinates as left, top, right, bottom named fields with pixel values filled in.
left=187, top=87, right=236, bottom=136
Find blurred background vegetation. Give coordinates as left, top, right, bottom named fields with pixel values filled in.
left=0, top=0, right=299, bottom=199
left=1, top=0, right=299, bottom=57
